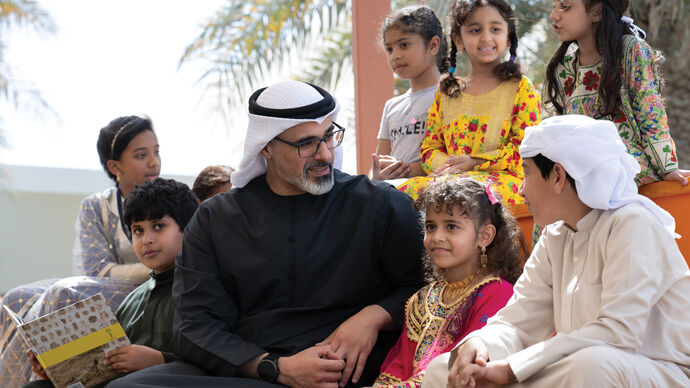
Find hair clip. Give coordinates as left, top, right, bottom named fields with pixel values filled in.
left=449, top=66, right=456, bottom=75
left=485, top=183, right=499, bottom=205
left=509, top=55, right=516, bottom=63
left=621, top=16, right=646, bottom=39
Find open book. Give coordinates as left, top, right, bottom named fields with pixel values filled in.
left=4, top=293, right=130, bottom=388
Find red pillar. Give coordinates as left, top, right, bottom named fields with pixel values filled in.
left=352, top=0, right=394, bottom=174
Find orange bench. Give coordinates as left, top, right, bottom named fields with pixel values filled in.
left=510, top=181, right=690, bottom=268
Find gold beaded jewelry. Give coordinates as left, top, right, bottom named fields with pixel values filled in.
left=442, top=272, right=477, bottom=304
left=481, top=246, right=488, bottom=270
left=446, top=275, right=474, bottom=291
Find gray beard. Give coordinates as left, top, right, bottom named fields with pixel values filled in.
left=275, top=160, right=334, bottom=195
left=297, top=161, right=334, bottom=195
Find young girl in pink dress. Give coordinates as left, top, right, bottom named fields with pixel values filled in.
left=373, top=178, right=522, bottom=388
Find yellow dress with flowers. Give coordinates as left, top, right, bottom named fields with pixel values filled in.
left=397, top=76, right=541, bottom=205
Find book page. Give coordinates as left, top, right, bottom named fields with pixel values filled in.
left=18, top=293, right=130, bottom=388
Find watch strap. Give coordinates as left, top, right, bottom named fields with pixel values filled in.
left=257, top=353, right=281, bottom=383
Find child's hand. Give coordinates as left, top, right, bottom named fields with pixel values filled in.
left=371, top=154, right=410, bottom=180
left=26, top=350, right=48, bottom=380
left=376, top=154, right=399, bottom=170
left=103, top=345, right=164, bottom=373
left=430, top=156, right=481, bottom=177
left=663, top=170, right=690, bottom=186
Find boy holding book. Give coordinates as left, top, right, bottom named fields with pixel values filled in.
left=24, top=178, right=198, bottom=387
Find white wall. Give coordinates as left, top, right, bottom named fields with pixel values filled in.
left=0, top=164, right=193, bottom=293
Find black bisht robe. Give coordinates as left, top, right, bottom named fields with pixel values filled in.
left=172, top=171, right=424, bottom=383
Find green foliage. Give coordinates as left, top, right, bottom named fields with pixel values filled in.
left=391, top=0, right=554, bottom=94
left=297, top=28, right=351, bottom=90
left=180, top=0, right=350, bottom=114
left=183, top=0, right=559, bottom=113
left=185, top=0, right=685, bottom=129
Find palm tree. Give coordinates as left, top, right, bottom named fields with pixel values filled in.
left=630, top=0, right=688, bottom=167
left=180, top=0, right=351, bottom=121
left=390, top=0, right=554, bottom=95
left=183, top=0, right=687, bottom=164
left=0, top=0, right=55, bottom=147
left=181, top=0, right=554, bottom=112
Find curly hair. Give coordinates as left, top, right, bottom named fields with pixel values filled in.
left=414, top=178, right=523, bottom=284
left=440, top=0, right=522, bottom=97
left=124, top=178, right=198, bottom=233
left=381, top=5, right=449, bottom=73
left=545, top=0, right=664, bottom=118
left=192, top=165, right=235, bottom=202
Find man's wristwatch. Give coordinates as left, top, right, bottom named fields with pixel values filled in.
left=257, top=353, right=281, bottom=383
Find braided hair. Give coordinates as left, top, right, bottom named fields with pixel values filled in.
left=440, top=0, right=522, bottom=97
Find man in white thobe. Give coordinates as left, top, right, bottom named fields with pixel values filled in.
left=422, top=115, right=690, bottom=387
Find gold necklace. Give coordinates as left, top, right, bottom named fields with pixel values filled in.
left=442, top=272, right=478, bottom=304
left=446, top=275, right=474, bottom=290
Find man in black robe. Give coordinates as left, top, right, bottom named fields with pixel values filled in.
left=107, top=80, right=424, bottom=388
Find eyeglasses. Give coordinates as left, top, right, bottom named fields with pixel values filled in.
left=273, top=122, right=346, bottom=158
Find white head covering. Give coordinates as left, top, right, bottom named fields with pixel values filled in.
left=231, top=80, right=340, bottom=188
left=519, top=115, right=677, bottom=238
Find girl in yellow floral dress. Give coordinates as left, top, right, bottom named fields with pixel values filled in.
left=397, top=0, right=541, bottom=205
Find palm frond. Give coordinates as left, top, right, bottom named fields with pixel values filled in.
left=0, top=0, right=56, bottom=33
left=0, top=55, right=9, bottom=100
left=0, top=0, right=55, bottom=101
left=180, top=0, right=351, bottom=115
left=0, top=0, right=57, bottom=147
left=297, top=27, right=351, bottom=90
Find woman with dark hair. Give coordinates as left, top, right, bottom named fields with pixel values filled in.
left=0, top=115, right=161, bottom=386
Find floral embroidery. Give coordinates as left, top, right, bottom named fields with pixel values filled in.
left=564, top=77, right=575, bottom=96
left=398, top=77, right=541, bottom=204
left=612, top=109, right=626, bottom=123
left=556, top=36, right=678, bottom=185
left=582, top=70, right=599, bottom=91
left=375, top=279, right=501, bottom=388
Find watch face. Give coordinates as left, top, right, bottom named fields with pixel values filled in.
left=257, top=358, right=279, bottom=382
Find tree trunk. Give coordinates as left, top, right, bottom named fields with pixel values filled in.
left=631, top=3, right=690, bottom=168
left=658, top=23, right=690, bottom=169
